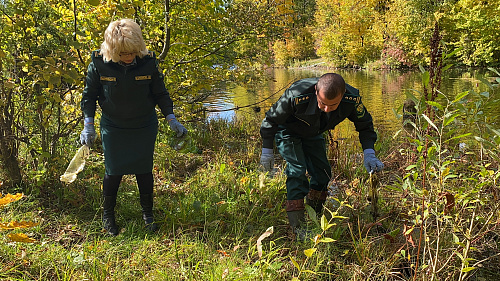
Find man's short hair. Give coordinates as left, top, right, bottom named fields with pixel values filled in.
left=317, top=73, right=346, bottom=100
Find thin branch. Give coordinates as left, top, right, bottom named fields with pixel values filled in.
left=73, top=0, right=85, bottom=66
left=0, top=7, right=15, bottom=23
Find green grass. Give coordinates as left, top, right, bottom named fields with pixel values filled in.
left=2, top=110, right=500, bottom=280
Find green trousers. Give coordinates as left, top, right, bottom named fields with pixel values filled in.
left=275, top=130, right=332, bottom=201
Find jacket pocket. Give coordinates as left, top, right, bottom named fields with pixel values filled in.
left=100, top=80, right=117, bottom=99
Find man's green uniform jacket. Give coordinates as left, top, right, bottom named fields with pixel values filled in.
left=81, top=50, right=173, bottom=175
left=260, top=77, right=377, bottom=150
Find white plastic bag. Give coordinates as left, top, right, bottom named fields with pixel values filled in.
left=60, top=145, right=90, bottom=183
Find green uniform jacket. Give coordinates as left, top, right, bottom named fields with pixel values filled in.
left=80, top=50, right=174, bottom=175
left=81, top=50, right=174, bottom=125
left=260, top=77, right=377, bottom=150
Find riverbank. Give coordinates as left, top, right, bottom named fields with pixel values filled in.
left=2, top=83, right=500, bottom=279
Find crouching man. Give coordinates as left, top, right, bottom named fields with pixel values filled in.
left=259, top=73, right=383, bottom=239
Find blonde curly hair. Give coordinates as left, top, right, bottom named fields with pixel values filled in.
left=100, top=19, right=149, bottom=62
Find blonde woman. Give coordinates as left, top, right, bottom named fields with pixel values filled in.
left=80, top=19, right=187, bottom=235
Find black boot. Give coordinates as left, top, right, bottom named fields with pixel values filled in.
left=286, top=199, right=310, bottom=241
left=140, top=193, right=158, bottom=232
left=102, top=195, right=119, bottom=236
left=306, top=189, right=328, bottom=215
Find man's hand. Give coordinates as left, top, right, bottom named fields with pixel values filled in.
left=260, top=148, right=274, bottom=172
left=167, top=114, right=187, bottom=137
left=363, top=149, right=384, bottom=172
left=80, top=117, right=96, bottom=146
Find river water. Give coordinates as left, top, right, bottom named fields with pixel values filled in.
left=204, top=68, right=497, bottom=137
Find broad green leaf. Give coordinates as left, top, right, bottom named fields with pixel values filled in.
left=332, top=216, right=349, bottom=219
left=406, top=165, right=417, bottom=170
left=442, top=64, right=452, bottom=71
left=444, top=47, right=463, bottom=59
left=422, top=71, right=430, bottom=87
left=443, top=113, right=460, bottom=126
left=320, top=215, right=334, bottom=231
left=487, top=67, right=500, bottom=76
left=453, top=91, right=469, bottom=103
left=425, top=101, right=443, bottom=111
left=319, top=237, right=336, bottom=243
left=479, top=91, right=490, bottom=98
left=290, top=256, right=300, bottom=270
left=486, top=125, right=500, bottom=137
left=88, top=0, right=100, bottom=6
left=461, top=267, right=476, bottom=273
left=444, top=133, right=472, bottom=143
left=306, top=205, right=319, bottom=228
left=304, top=248, right=317, bottom=257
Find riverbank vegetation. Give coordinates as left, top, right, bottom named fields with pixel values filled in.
left=2, top=67, right=499, bottom=279
left=1, top=0, right=500, bottom=280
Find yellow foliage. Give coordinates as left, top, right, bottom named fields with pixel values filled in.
left=0, top=221, right=39, bottom=230
left=0, top=193, right=23, bottom=207
left=1, top=193, right=38, bottom=243
left=7, top=233, right=37, bottom=243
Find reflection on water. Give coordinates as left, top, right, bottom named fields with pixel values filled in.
left=205, top=68, right=496, bottom=137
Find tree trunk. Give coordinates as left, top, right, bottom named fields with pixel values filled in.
left=0, top=138, right=22, bottom=188
left=0, top=85, right=23, bottom=188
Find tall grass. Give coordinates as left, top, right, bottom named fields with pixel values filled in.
left=1, top=71, right=499, bottom=280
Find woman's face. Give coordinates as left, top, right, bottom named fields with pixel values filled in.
left=119, top=52, right=137, bottom=64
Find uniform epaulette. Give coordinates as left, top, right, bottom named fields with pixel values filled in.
left=145, top=51, right=155, bottom=58
left=342, top=92, right=361, bottom=104
left=92, top=50, right=103, bottom=58
left=294, top=93, right=314, bottom=105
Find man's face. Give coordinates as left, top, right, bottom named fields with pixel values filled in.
left=315, top=86, right=343, bottom=112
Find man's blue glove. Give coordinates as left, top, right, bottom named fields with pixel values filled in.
left=363, top=149, right=384, bottom=173
left=166, top=114, right=187, bottom=137
left=260, top=148, right=274, bottom=172
left=80, top=117, right=96, bottom=146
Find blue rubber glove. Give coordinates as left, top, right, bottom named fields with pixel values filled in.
left=363, top=149, right=384, bottom=173
left=166, top=114, right=187, bottom=137
left=80, top=117, right=96, bottom=146
left=260, top=148, right=274, bottom=172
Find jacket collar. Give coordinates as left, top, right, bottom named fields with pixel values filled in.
left=304, top=93, right=320, bottom=115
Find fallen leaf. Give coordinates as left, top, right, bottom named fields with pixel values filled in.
left=217, top=250, right=230, bottom=257
left=0, top=221, right=39, bottom=230
left=8, top=233, right=36, bottom=243
left=0, top=193, right=23, bottom=207
left=257, top=226, right=274, bottom=258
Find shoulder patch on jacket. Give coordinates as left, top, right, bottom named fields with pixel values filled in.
left=343, top=93, right=361, bottom=104
left=135, top=75, right=151, bottom=81
left=100, top=76, right=116, bottom=82
left=356, top=102, right=366, bottom=118
left=93, top=50, right=103, bottom=57
left=294, top=93, right=313, bottom=105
